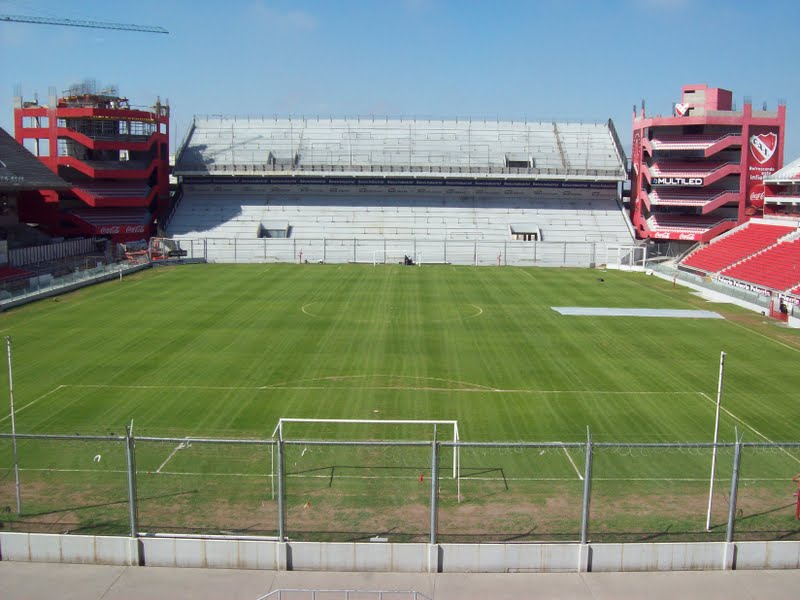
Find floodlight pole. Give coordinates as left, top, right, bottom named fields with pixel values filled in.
left=706, top=351, right=726, bottom=531
left=6, top=336, right=21, bottom=515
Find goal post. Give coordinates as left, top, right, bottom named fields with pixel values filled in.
left=269, top=418, right=461, bottom=499
left=605, top=244, right=647, bottom=271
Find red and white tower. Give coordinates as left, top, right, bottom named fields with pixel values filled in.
left=630, top=84, right=785, bottom=243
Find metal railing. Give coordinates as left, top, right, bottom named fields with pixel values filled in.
left=175, top=161, right=624, bottom=179
left=0, top=257, right=150, bottom=310
left=169, top=237, right=607, bottom=268
left=2, top=430, right=799, bottom=544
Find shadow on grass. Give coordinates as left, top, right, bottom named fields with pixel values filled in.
left=708, top=501, right=797, bottom=531
left=7, top=489, right=198, bottom=519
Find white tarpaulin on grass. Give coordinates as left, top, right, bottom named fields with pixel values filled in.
left=552, top=307, right=724, bottom=319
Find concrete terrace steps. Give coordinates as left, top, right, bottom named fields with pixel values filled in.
left=167, top=192, right=634, bottom=244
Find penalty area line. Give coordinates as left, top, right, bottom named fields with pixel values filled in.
left=561, top=444, right=583, bottom=480
left=0, top=385, right=65, bottom=423
left=699, top=392, right=800, bottom=465
left=156, top=440, right=190, bottom=473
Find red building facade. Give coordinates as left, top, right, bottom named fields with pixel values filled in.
left=13, top=87, right=169, bottom=243
left=630, top=84, right=785, bottom=243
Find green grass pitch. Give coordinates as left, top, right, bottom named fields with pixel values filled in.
left=1, top=263, right=799, bottom=542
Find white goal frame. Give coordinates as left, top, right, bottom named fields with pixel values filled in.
left=269, top=418, right=461, bottom=499
left=605, top=244, right=648, bottom=271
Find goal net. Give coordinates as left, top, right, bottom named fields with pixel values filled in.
left=272, top=417, right=459, bottom=473
left=605, top=244, right=648, bottom=271
left=270, top=418, right=461, bottom=538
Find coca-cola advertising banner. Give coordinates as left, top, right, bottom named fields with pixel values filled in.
left=97, top=224, right=146, bottom=235
left=652, top=230, right=701, bottom=242
left=747, top=128, right=781, bottom=210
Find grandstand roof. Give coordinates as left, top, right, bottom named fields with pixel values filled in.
left=174, top=116, right=627, bottom=182
left=765, top=156, right=800, bottom=183
left=0, top=127, right=69, bottom=191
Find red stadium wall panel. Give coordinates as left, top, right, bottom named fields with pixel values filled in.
left=13, top=86, right=169, bottom=243
left=630, top=84, right=786, bottom=243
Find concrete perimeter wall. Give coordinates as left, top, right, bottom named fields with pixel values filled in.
left=2, top=533, right=800, bottom=573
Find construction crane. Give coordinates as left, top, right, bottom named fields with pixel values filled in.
left=0, top=14, right=168, bottom=34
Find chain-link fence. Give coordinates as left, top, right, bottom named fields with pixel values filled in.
left=169, top=237, right=605, bottom=267
left=3, top=432, right=800, bottom=544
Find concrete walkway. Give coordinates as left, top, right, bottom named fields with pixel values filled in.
left=2, top=562, right=800, bottom=599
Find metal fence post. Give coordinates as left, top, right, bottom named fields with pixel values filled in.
left=430, top=440, right=439, bottom=545
left=277, top=438, right=286, bottom=541
left=124, top=425, right=139, bottom=538
left=580, top=428, right=593, bottom=544
left=725, top=435, right=743, bottom=544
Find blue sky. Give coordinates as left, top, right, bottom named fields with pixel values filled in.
left=1, top=0, right=799, bottom=159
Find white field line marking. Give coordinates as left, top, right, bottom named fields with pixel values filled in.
left=0, top=385, right=65, bottom=423
left=301, top=303, right=484, bottom=322
left=628, top=273, right=800, bottom=353
left=699, top=391, right=800, bottom=465
left=520, top=270, right=537, bottom=280
left=467, top=304, right=484, bottom=319
left=17, top=467, right=780, bottom=483
left=723, top=319, right=800, bottom=354
left=59, top=382, right=706, bottom=395
left=561, top=445, right=583, bottom=480
left=156, top=441, right=188, bottom=473
left=261, top=267, right=272, bottom=273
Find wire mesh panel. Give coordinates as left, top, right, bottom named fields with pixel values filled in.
left=590, top=444, right=731, bottom=543
left=437, top=443, right=585, bottom=542
left=135, top=439, right=277, bottom=536
left=475, top=242, right=506, bottom=266
left=283, top=441, right=431, bottom=542
left=733, top=444, right=800, bottom=541
left=415, top=240, right=446, bottom=265
left=0, top=436, right=128, bottom=534
left=0, top=437, right=19, bottom=523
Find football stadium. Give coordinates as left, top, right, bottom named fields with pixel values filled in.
left=2, top=85, right=800, bottom=576
left=1, top=16, right=800, bottom=583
